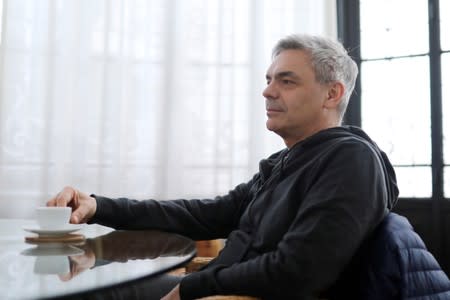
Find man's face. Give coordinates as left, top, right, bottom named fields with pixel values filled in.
left=263, top=49, right=331, bottom=146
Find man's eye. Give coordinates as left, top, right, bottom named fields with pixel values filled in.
left=282, top=80, right=294, bottom=85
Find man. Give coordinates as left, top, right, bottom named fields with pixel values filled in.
left=48, top=34, right=398, bottom=299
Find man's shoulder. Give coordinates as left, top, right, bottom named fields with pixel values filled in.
left=304, top=128, right=378, bottom=156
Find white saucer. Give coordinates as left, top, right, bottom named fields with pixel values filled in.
left=23, top=224, right=84, bottom=236
left=21, top=244, right=84, bottom=256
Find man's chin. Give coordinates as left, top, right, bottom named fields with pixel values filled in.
left=266, top=123, right=282, bottom=136
left=266, top=120, right=278, bottom=132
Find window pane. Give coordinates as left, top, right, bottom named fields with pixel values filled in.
left=395, top=167, right=432, bottom=197
left=360, top=0, right=429, bottom=59
left=443, top=53, right=450, bottom=165
left=441, top=0, right=450, bottom=51
left=361, top=57, right=431, bottom=198
left=361, top=57, right=431, bottom=166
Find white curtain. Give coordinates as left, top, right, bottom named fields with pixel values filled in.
left=0, top=0, right=336, bottom=218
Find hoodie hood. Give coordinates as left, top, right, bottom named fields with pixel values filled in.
left=342, top=126, right=399, bottom=210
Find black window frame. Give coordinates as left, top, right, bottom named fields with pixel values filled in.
left=336, top=0, right=448, bottom=266
left=337, top=0, right=445, bottom=202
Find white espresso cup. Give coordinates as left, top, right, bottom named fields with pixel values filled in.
left=36, top=207, right=71, bottom=229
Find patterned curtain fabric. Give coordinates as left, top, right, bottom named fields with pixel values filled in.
left=0, top=0, right=336, bottom=218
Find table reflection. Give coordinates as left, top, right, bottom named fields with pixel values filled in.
left=21, top=244, right=84, bottom=275
left=61, top=230, right=196, bottom=281
left=0, top=219, right=196, bottom=300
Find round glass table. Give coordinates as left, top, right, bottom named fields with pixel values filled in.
left=0, top=219, right=196, bottom=300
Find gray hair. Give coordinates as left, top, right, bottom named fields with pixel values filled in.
left=272, top=34, right=358, bottom=122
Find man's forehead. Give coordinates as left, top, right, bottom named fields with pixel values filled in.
left=265, top=61, right=295, bottom=76
left=265, top=62, right=303, bottom=78
left=266, top=50, right=312, bottom=77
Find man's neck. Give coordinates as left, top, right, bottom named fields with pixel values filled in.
left=283, top=123, right=341, bottom=149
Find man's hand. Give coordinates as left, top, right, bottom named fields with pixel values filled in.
left=161, top=284, right=181, bottom=300
left=59, top=250, right=96, bottom=282
left=47, top=186, right=97, bottom=224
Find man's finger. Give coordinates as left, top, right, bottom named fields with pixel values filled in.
left=70, top=214, right=79, bottom=224
left=71, top=206, right=88, bottom=224
left=55, top=187, right=76, bottom=207
left=46, top=196, right=57, bottom=207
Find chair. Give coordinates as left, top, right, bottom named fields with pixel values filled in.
left=325, top=212, right=450, bottom=299
left=187, top=213, right=450, bottom=300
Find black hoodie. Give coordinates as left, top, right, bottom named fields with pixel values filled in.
left=92, top=126, right=399, bottom=299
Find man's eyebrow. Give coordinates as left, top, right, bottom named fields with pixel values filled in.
left=266, top=71, right=300, bottom=80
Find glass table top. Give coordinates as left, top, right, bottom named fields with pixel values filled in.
left=0, top=219, right=196, bottom=300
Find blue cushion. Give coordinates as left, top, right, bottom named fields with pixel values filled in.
left=325, top=213, right=450, bottom=300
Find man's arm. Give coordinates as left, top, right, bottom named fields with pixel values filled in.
left=90, top=178, right=256, bottom=240
left=179, top=144, right=391, bottom=299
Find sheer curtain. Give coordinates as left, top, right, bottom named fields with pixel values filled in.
left=0, top=0, right=336, bottom=218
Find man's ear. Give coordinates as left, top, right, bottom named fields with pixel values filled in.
left=324, top=82, right=345, bottom=109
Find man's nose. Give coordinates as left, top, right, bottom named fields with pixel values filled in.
left=262, top=82, right=278, bottom=99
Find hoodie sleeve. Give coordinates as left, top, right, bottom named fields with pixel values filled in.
left=179, top=142, right=393, bottom=299
left=89, top=178, right=256, bottom=240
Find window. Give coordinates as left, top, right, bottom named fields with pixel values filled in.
left=360, top=0, right=431, bottom=197
left=338, top=0, right=447, bottom=199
